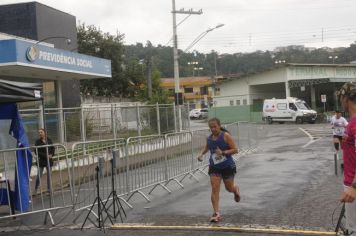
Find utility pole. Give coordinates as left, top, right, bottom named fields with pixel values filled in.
left=171, top=0, right=202, bottom=131
left=214, top=51, right=218, bottom=77
left=147, top=56, right=153, bottom=99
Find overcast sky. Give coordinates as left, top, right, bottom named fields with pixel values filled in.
left=2, top=0, right=356, bottom=54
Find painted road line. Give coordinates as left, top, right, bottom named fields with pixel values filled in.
left=111, top=224, right=337, bottom=235
left=300, top=128, right=318, bottom=148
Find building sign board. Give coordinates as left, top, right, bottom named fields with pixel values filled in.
left=0, top=39, right=111, bottom=78
left=288, top=66, right=356, bottom=80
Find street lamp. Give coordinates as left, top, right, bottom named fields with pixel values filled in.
left=329, top=55, right=338, bottom=64
left=34, top=36, right=71, bottom=46
left=27, top=36, right=72, bottom=62
left=184, top=24, right=225, bottom=52
left=193, top=67, right=203, bottom=76
left=275, top=60, right=286, bottom=64
left=187, top=61, right=198, bottom=76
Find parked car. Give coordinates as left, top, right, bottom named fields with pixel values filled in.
left=189, top=108, right=208, bottom=119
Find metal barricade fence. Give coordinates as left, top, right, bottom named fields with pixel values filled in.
left=44, top=109, right=62, bottom=144
left=125, top=135, right=168, bottom=202
left=137, top=105, right=159, bottom=136
left=165, top=132, right=196, bottom=185
left=71, top=138, right=126, bottom=212
left=225, top=122, right=239, bottom=143
left=248, top=122, right=259, bottom=152
left=158, top=104, right=176, bottom=134
left=0, top=122, right=260, bottom=224
left=191, top=129, right=211, bottom=173
left=115, top=105, right=139, bottom=138
left=19, top=108, right=41, bottom=145
left=0, top=144, right=72, bottom=224
left=224, top=122, right=240, bottom=161
left=19, top=103, right=189, bottom=144
left=237, top=121, right=251, bottom=154
left=82, top=106, right=114, bottom=141
left=63, top=108, right=82, bottom=143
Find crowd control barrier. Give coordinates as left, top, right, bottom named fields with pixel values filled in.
left=0, top=144, right=72, bottom=225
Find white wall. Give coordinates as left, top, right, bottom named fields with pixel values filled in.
left=213, top=64, right=356, bottom=108
left=214, top=78, right=249, bottom=107
left=247, top=68, right=286, bottom=85
left=213, top=67, right=286, bottom=107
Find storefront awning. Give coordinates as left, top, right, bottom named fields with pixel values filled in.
left=0, top=79, right=43, bottom=103
left=0, top=39, right=111, bottom=80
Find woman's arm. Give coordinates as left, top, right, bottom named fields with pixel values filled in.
left=223, top=132, right=238, bottom=156
left=197, top=142, right=209, bottom=161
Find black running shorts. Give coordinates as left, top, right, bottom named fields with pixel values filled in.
left=208, top=165, right=236, bottom=179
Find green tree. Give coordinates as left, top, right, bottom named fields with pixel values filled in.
left=77, top=23, right=127, bottom=97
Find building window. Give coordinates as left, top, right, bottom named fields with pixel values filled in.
left=214, top=87, right=220, bottom=96
left=230, top=100, right=234, bottom=106
left=236, top=100, right=241, bottom=106
left=200, top=86, right=208, bottom=95
left=243, top=99, right=247, bottom=105
left=184, top=87, right=193, bottom=93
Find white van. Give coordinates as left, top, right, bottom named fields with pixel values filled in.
left=262, top=97, right=317, bottom=124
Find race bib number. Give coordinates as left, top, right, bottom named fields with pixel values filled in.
left=211, top=153, right=227, bottom=165
left=335, top=127, right=343, bottom=136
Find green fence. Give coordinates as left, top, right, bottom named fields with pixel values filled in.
left=208, top=105, right=263, bottom=123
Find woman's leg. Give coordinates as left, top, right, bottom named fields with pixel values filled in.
left=210, top=175, right=222, bottom=213
left=333, top=137, right=340, bottom=151
left=223, top=177, right=240, bottom=202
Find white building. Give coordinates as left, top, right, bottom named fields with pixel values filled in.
left=212, top=63, right=356, bottom=122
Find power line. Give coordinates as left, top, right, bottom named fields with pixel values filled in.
left=203, top=1, right=356, bottom=12
left=178, top=26, right=356, bottom=41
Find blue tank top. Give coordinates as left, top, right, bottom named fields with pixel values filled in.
left=207, top=131, right=235, bottom=169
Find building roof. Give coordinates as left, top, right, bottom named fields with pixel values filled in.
left=160, top=76, right=213, bottom=88
left=216, top=63, right=356, bottom=85
left=287, top=63, right=356, bottom=67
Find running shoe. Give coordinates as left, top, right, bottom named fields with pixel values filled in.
left=210, top=212, right=221, bottom=222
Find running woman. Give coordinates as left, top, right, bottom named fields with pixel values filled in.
left=197, top=118, right=240, bottom=223
left=337, top=82, right=356, bottom=234
left=331, top=110, right=348, bottom=170
left=331, top=110, right=348, bottom=152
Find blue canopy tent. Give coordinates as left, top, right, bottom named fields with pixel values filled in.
left=0, top=79, right=43, bottom=213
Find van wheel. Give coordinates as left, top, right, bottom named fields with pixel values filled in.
left=267, top=117, right=273, bottom=124
left=296, top=117, right=303, bottom=124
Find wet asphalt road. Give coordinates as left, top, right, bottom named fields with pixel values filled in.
left=0, top=123, right=345, bottom=235
left=121, top=123, right=342, bottom=228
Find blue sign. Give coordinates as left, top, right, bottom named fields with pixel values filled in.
left=0, top=39, right=111, bottom=78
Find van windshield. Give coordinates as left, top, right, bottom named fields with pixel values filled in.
left=295, top=102, right=310, bottom=110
